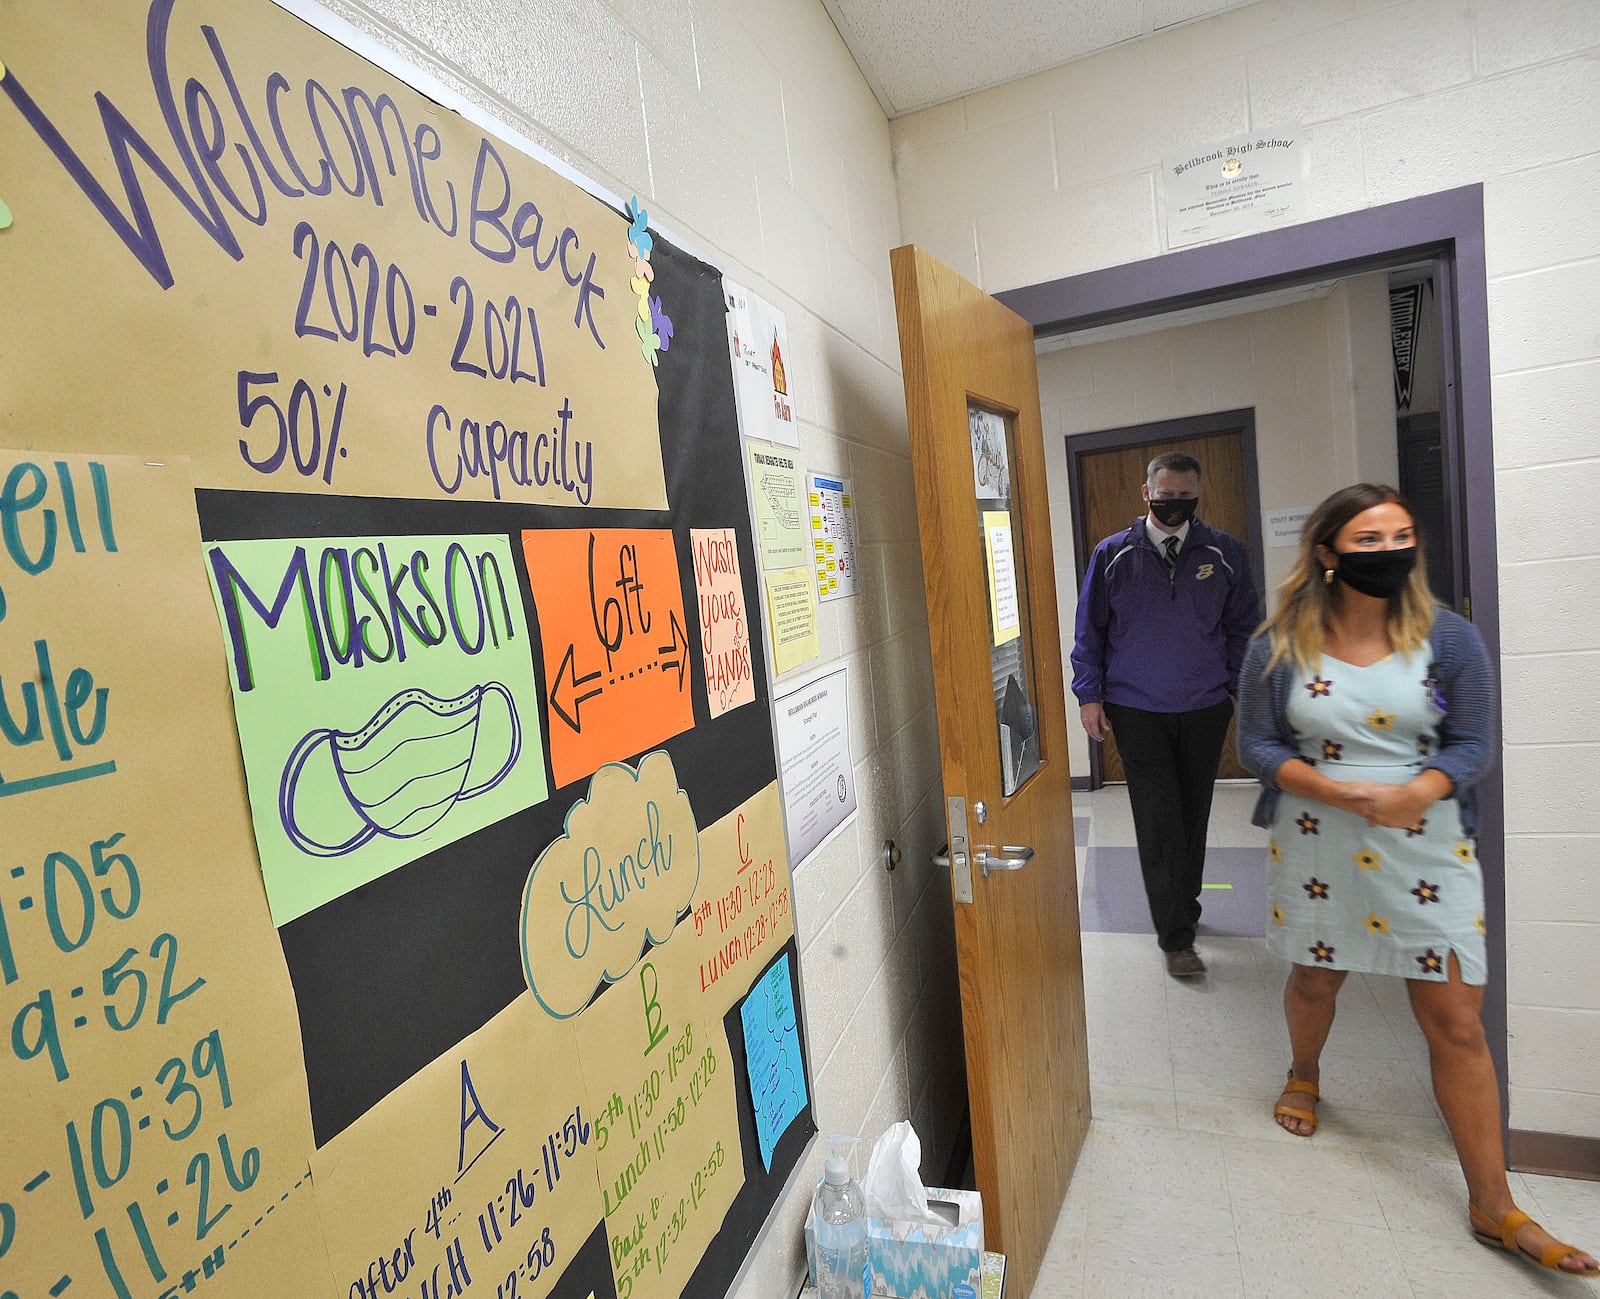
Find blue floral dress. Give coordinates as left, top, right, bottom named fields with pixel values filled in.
left=1266, top=646, right=1486, bottom=984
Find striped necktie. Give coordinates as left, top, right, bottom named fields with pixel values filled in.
left=1162, top=534, right=1180, bottom=575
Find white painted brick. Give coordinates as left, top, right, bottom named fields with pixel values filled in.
left=848, top=444, right=917, bottom=545
left=1141, top=0, right=1405, bottom=84
left=1491, top=360, right=1600, bottom=470
left=1497, top=463, right=1600, bottom=566
left=365, top=0, right=652, bottom=188
left=1502, top=653, right=1600, bottom=743
left=755, top=170, right=833, bottom=314
left=790, top=814, right=865, bottom=948
left=1502, top=744, right=1600, bottom=834
left=1484, top=154, right=1600, bottom=278
left=1246, top=1, right=1474, bottom=127
left=1508, top=1085, right=1600, bottom=1141
left=875, top=280, right=903, bottom=371
left=825, top=233, right=881, bottom=353
left=1499, top=557, right=1600, bottom=656
left=691, top=0, right=789, bottom=156
left=1299, top=116, right=1368, bottom=220
left=882, top=538, right=931, bottom=636
left=888, top=97, right=968, bottom=156
left=1489, top=262, right=1600, bottom=375
left=638, top=46, right=764, bottom=271
left=1133, top=375, right=1220, bottom=424
left=1474, top=0, right=1600, bottom=76
left=1056, top=57, right=1249, bottom=188
left=896, top=113, right=1059, bottom=230
left=1507, top=921, right=1600, bottom=1009
left=843, top=160, right=894, bottom=270
left=1505, top=835, right=1600, bottom=925
left=898, top=211, right=981, bottom=284
left=1360, top=56, right=1600, bottom=205
left=782, top=95, right=849, bottom=236
left=604, top=0, right=696, bottom=89
left=975, top=174, right=1160, bottom=294
left=963, top=41, right=1150, bottom=132
left=1057, top=389, right=1142, bottom=438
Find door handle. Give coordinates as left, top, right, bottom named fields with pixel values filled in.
left=975, top=844, right=1034, bottom=877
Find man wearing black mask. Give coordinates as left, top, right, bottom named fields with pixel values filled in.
left=1072, top=451, right=1259, bottom=977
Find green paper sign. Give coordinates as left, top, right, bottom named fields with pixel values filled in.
left=205, top=532, right=547, bottom=923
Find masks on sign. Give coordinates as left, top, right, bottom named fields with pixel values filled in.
left=1333, top=546, right=1418, bottom=599
left=1148, top=497, right=1199, bottom=528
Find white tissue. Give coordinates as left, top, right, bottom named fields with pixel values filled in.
left=861, top=1120, right=947, bottom=1225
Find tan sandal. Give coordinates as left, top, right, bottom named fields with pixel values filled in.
left=1469, top=1202, right=1600, bottom=1276
left=1272, top=1069, right=1319, bottom=1136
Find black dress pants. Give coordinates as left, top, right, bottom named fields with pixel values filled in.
left=1102, top=698, right=1234, bottom=952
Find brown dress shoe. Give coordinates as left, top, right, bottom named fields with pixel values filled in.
left=1164, top=948, right=1207, bottom=978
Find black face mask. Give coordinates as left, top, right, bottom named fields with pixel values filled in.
left=1148, top=497, right=1198, bottom=528
left=1334, top=546, right=1418, bottom=599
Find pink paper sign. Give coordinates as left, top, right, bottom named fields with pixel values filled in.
left=691, top=528, right=756, bottom=717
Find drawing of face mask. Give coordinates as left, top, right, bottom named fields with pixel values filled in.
left=279, top=682, right=521, bottom=858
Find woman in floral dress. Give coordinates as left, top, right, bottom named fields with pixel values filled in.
left=1237, top=483, right=1597, bottom=1277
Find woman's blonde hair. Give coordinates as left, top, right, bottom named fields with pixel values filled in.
left=1261, top=483, right=1437, bottom=672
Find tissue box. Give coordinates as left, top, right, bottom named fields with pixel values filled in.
left=805, top=1188, right=984, bottom=1299
left=868, top=1187, right=984, bottom=1299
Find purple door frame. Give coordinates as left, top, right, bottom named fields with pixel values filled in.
left=998, top=184, right=1510, bottom=1135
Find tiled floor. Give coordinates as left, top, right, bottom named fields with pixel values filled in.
left=1035, top=782, right=1600, bottom=1298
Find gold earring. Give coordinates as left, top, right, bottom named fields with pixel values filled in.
left=1323, top=567, right=1336, bottom=586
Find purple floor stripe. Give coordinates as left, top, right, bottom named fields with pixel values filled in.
left=1079, top=845, right=1269, bottom=937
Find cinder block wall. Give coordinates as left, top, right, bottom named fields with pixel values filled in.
left=892, top=0, right=1600, bottom=1141
left=320, top=0, right=963, bottom=1293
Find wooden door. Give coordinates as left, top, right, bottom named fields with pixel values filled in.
left=1076, top=427, right=1252, bottom=782
left=891, top=245, right=1090, bottom=1296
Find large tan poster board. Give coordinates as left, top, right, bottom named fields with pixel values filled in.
left=0, top=0, right=665, bottom=510
left=2, top=4, right=815, bottom=1297
left=0, top=454, right=330, bottom=1296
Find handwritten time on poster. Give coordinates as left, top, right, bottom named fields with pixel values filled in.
left=523, top=529, right=693, bottom=790
left=0, top=454, right=333, bottom=1297
left=0, top=0, right=666, bottom=509
left=204, top=532, right=547, bottom=924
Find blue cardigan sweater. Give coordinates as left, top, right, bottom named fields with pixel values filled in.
left=1236, top=608, right=1496, bottom=837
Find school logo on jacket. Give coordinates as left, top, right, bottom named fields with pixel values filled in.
left=1195, top=563, right=1216, bottom=580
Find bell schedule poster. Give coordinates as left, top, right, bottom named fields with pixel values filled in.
left=0, top=3, right=816, bottom=1297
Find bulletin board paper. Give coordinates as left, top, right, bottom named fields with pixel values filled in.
left=2, top=3, right=817, bottom=1295
left=0, top=0, right=666, bottom=510
left=0, top=453, right=333, bottom=1297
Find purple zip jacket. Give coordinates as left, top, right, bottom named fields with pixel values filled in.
left=1071, top=516, right=1259, bottom=713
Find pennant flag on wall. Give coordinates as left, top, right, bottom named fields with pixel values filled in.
left=1390, top=280, right=1427, bottom=410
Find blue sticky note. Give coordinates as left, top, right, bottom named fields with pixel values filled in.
left=740, top=953, right=808, bottom=1170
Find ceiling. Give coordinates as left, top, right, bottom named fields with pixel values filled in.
left=819, top=0, right=1263, bottom=117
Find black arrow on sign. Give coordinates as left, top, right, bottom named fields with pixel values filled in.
left=550, top=643, right=603, bottom=732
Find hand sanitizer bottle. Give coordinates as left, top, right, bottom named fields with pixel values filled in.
left=814, top=1135, right=870, bottom=1299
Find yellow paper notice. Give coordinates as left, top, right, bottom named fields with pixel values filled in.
left=747, top=446, right=807, bottom=569
left=764, top=567, right=819, bottom=675
left=983, top=510, right=1021, bottom=645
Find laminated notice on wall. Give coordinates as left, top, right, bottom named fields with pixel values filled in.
left=725, top=279, right=799, bottom=447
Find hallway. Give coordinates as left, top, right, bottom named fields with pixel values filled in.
left=1031, top=784, right=1600, bottom=1297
